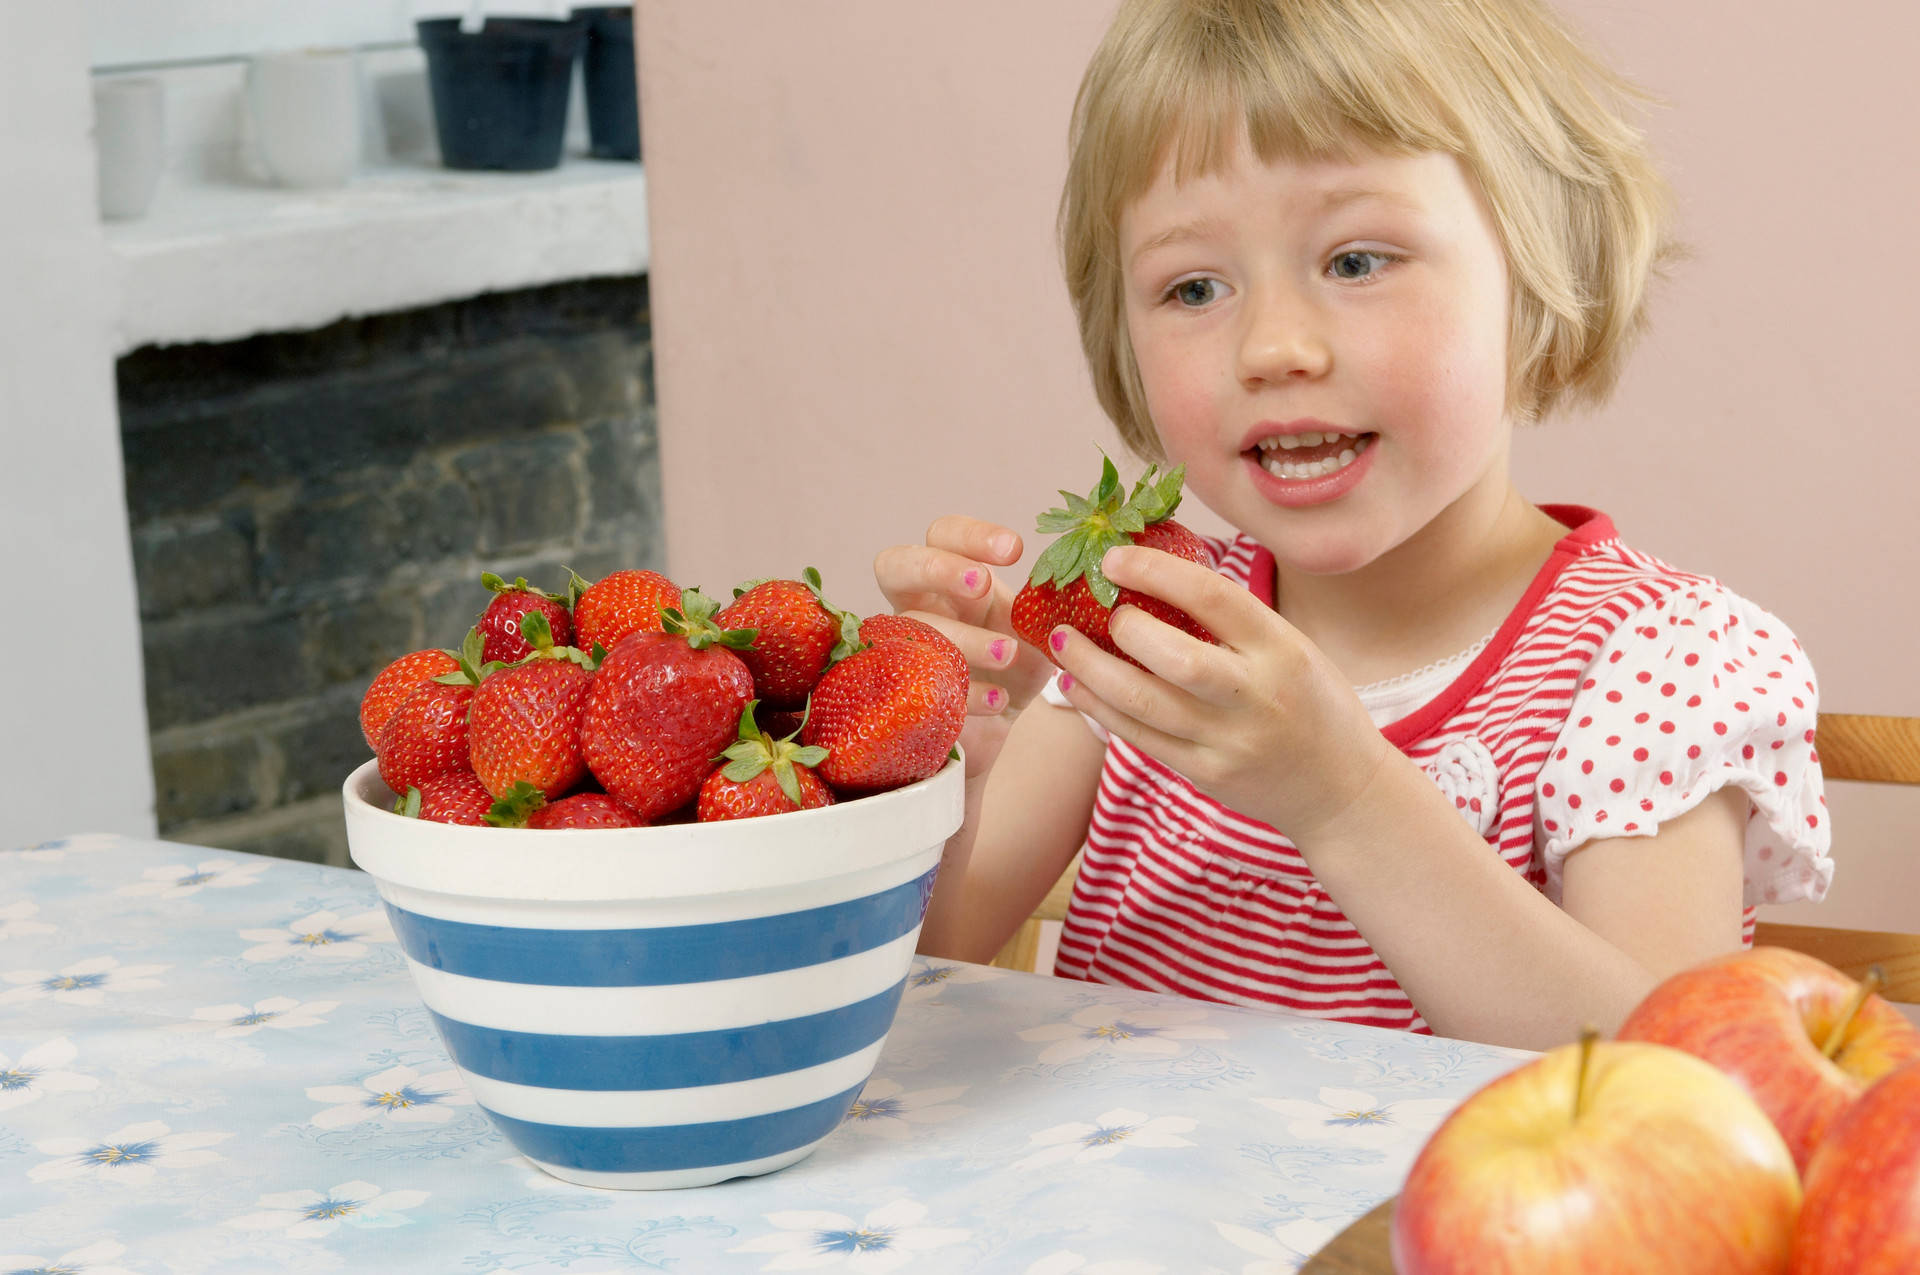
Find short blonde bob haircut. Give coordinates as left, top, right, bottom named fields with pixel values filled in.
left=1061, top=0, right=1680, bottom=459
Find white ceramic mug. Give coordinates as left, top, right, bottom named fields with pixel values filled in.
left=247, top=49, right=361, bottom=189
left=92, top=76, right=166, bottom=221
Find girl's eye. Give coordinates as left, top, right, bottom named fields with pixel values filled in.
left=1166, top=278, right=1222, bottom=307
left=1329, top=250, right=1393, bottom=281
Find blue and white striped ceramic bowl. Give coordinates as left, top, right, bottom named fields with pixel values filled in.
left=341, top=756, right=964, bottom=1190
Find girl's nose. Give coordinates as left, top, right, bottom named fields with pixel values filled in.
left=1235, top=287, right=1331, bottom=386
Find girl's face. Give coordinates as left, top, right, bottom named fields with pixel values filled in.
left=1119, top=136, right=1516, bottom=578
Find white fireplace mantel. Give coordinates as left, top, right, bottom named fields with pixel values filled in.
left=106, top=157, right=650, bottom=354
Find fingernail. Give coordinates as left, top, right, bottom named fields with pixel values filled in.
left=1102, top=548, right=1123, bottom=574
left=1049, top=629, right=1068, bottom=653
left=989, top=639, right=1011, bottom=663
left=1059, top=673, right=1075, bottom=692
left=985, top=686, right=1003, bottom=708
left=963, top=569, right=982, bottom=591
left=992, top=532, right=1018, bottom=559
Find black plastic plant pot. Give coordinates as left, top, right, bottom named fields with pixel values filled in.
left=575, top=6, right=640, bottom=161
left=417, top=16, right=586, bottom=172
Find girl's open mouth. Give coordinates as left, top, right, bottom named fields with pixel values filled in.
left=1248, top=431, right=1376, bottom=481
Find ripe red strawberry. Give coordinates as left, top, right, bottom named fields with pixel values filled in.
left=697, top=701, right=835, bottom=821
left=477, top=573, right=573, bottom=664
left=802, top=614, right=967, bottom=793
left=1010, top=457, right=1216, bottom=671
left=485, top=782, right=649, bottom=829
left=572, top=567, right=682, bottom=655
left=376, top=630, right=490, bottom=795
left=360, top=648, right=461, bottom=750
left=579, top=589, right=758, bottom=821
left=716, top=568, right=862, bottom=710
left=394, top=772, right=495, bottom=826
left=467, top=612, right=598, bottom=799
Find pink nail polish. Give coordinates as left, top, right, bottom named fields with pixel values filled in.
left=1049, top=630, right=1067, bottom=653
left=1059, top=673, right=1075, bottom=692
left=989, top=639, right=1010, bottom=663
left=963, top=569, right=982, bottom=591
left=985, top=686, right=1002, bottom=708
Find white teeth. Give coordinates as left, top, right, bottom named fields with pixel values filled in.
left=1257, top=430, right=1358, bottom=452
left=1259, top=434, right=1370, bottom=480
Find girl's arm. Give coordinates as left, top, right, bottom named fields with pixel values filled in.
left=917, top=700, right=1107, bottom=963
left=1303, top=759, right=1745, bottom=1049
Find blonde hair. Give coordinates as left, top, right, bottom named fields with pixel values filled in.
left=1060, top=0, right=1681, bottom=459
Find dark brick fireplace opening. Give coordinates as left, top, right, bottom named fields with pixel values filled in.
left=117, top=276, right=662, bottom=865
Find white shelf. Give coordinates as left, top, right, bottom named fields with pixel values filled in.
left=106, top=155, right=649, bottom=353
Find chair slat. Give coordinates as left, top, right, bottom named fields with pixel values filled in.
left=1816, top=713, right=1920, bottom=785
left=1751, top=923, right=1920, bottom=1004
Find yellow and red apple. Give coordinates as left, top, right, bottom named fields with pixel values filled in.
left=1791, top=1059, right=1920, bottom=1274
left=1616, top=946, right=1920, bottom=1172
left=1392, top=1034, right=1801, bottom=1275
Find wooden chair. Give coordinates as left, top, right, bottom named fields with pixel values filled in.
left=992, top=714, right=1920, bottom=1001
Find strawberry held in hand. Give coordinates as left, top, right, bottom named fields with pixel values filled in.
left=803, top=614, right=967, bottom=793
left=716, top=568, right=862, bottom=710
left=477, top=573, right=573, bottom=665
left=467, top=612, right=598, bottom=800
left=1011, top=457, right=1216, bottom=671
left=580, top=589, right=758, bottom=822
left=697, top=702, right=835, bottom=821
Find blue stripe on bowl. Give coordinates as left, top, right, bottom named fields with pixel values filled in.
left=481, top=1081, right=865, bottom=1172
left=384, top=868, right=936, bottom=986
left=428, top=978, right=905, bottom=1090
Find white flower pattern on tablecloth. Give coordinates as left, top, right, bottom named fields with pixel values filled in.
left=0, top=1238, right=143, bottom=1275
left=1011, top=1107, right=1196, bottom=1171
left=119, top=856, right=269, bottom=898
left=730, top=1198, right=968, bottom=1272
left=13, top=833, right=121, bottom=859
left=840, top=1077, right=968, bottom=1140
left=28, top=1119, right=230, bottom=1185
left=1254, top=1086, right=1457, bottom=1150
left=227, top=1180, right=430, bottom=1236
left=1025, top=1254, right=1165, bottom=1275
left=901, top=961, right=1004, bottom=1001
left=0, top=899, right=57, bottom=941
left=238, top=908, right=394, bottom=962
left=1212, top=1218, right=1341, bottom=1274
left=307, top=1063, right=473, bottom=1129
left=189, top=996, right=339, bottom=1038
left=0, top=955, right=169, bottom=1008
left=0, top=1036, right=100, bottom=1112
left=1018, top=1005, right=1225, bottom=1065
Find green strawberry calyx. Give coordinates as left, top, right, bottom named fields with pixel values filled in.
left=562, top=566, right=594, bottom=609
left=481, top=571, right=566, bottom=602
left=431, top=627, right=505, bottom=686
left=718, top=700, right=829, bottom=807
left=393, top=786, right=424, bottom=818
left=662, top=587, right=759, bottom=652
left=485, top=780, right=547, bottom=828
left=1028, top=455, right=1187, bottom=608
left=508, top=611, right=600, bottom=672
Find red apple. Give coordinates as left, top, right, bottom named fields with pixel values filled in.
left=1617, top=946, right=1920, bottom=1172
left=1392, top=1034, right=1801, bottom=1275
left=1791, top=1060, right=1920, bottom=1274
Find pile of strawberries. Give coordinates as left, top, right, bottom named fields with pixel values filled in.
left=359, top=567, right=969, bottom=828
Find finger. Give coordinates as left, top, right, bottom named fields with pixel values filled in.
left=1054, top=650, right=1205, bottom=775
left=900, top=608, right=1012, bottom=673
left=1099, top=546, right=1282, bottom=651
left=875, top=544, right=998, bottom=619
left=926, top=516, right=1023, bottom=566
left=1107, top=604, right=1249, bottom=709
left=967, top=682, right=1010, bottom=715
left=1050, top=624, right=1207, bottom=744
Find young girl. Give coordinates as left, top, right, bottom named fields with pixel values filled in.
left=874, top=0, right=1831, bottom=1051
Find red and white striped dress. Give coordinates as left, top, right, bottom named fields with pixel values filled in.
left=1049, top=506, right=1832, bottom=1033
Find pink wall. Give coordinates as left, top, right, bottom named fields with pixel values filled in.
left=637, top=1, right=1917, bottom=935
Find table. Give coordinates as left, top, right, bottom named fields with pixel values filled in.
left=2, top=834, right=1531, bottom=1273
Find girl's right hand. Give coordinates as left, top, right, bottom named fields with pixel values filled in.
left=874, top=516, right=1055, bottom=778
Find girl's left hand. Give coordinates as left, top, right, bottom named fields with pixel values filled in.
left=1050, top=545, right=1395, bottom=843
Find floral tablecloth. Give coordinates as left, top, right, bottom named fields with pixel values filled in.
left=1, top=834, right=1531, bottom=1274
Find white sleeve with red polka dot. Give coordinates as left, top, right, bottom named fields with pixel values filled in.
left=1533, top=584, right=1833, bottom=908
